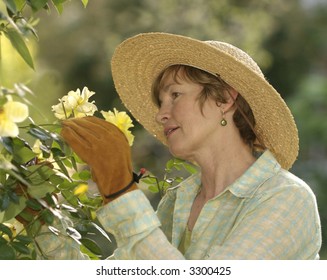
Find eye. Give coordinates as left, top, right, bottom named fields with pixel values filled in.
left=171, top=92, right=181, bottom=99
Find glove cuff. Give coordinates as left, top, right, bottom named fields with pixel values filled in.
left=104, top=168, right=146, bottom=200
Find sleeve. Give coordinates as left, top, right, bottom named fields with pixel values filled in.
left=96, top=190, right=185, bottom=259
left=34, top=219, right=89, bottom=260
left=206, top=184, right=322, bottom=260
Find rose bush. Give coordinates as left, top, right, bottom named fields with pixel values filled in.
left=0, top=0, right=197, bottom=259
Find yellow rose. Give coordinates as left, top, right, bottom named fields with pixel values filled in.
left=0, top=99, right=28, bottom=137
left=52, top=87, right=97, bottom=119
left=101, top=108, right=135, bottom=146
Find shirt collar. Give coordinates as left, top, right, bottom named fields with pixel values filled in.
left=176, top=150, right=281, bottom=199
left=227, top=150, right=281, bottom=198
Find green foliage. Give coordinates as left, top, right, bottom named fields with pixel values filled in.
left=0, top=0, right=88, bottom=70
left=0, top=0, right=113, bottom=260
left=141, top=158, right=198, bottom=197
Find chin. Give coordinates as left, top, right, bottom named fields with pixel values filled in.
left=168, top=146, right=190, bottom=161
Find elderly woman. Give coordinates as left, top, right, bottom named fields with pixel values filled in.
left=47, top=33, right=321, bottom=259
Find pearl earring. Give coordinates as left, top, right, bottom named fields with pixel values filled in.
left=220, top=109, right=227, bottom=126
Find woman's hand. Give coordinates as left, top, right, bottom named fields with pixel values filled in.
left=61, top=116, right=137, bottom=204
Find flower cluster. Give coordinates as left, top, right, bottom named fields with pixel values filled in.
left=0, top=85, right=135, bottom=259
left=51, top=87, right=97, bottom=119
left=51, top=87, right=134, bottom=146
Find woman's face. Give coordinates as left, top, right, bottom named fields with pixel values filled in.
left=155, top=70, right=222, bottom=161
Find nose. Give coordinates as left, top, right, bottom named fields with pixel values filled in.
left=155, top=103, right=170, bottom=125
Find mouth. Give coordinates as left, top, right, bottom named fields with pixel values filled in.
left=164, top=127, right=179, bottom=138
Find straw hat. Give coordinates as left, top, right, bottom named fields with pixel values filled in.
left=111, top=32, right=299, bottom=170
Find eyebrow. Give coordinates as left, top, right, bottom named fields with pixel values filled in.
left=162, top=82, right=175, bottom=92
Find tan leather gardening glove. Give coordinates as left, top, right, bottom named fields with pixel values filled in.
left=61, top=116, right=139, bottom=204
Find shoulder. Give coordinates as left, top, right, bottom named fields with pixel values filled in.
left=259, top=168, right=316, bottom=198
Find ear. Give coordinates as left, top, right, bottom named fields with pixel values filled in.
left=222, top=88, right=238, bottom=113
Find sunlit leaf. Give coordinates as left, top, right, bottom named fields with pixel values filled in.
left=51, top=0, right=66, bottom=14
left=141, top=176, right=158, bottom=185
left=14, top=146, right=35, bottom=164
left=148, top=185, right=159, bottom=193
left=81, top=0, right=88, bottom=8
left=13, top=0, right=25, bottom=11
left=4, top=29, right=34, bottom=69
left=182, top=162, right=198, bottom=174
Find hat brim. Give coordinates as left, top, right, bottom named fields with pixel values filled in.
left=111, top=32, right=298, bottom=170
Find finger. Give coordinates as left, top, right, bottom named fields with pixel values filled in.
left=81, top=117, right=124, bottom=139
left=61, top=126, right=93, bottom=159
left=62, top=119, right=101, bottom=143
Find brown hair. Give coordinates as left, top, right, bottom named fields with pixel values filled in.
left=152, top=65, right=258, bottom=150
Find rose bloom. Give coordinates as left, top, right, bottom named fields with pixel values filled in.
left=0, top=98, right=28, bottom=137
left=101, top=108, right=134, bottom=146
left=52, top=87, right=97, bottom=119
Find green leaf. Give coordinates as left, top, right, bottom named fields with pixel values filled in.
left=182, top=162, right=198, bottom=174
left=0, top=236, right=8, bottom=245
left=81, top=0, right=88, bottom=8
left=141, top=176, right=158, bottom=185
left=14, top=0, right=25, bottom=10
left=54, top=156, right=70, bottom=178
left=41, top=209, right=54, bottom=224
left=148, top=185, right=159, bottom=193
left=78, top=170, right=91, bottom=181
left=0, top=243, right=16, bottom=259
left=29, top=0, right=48, bottom=11
left=26, top=198, right=42, bottom=211
left=72, top=169, right=91, bottom=181
left=11, top=241, right=30, bottom=255
left=4, top=0, right=17, bottom=13
left=51, top=0, right=66, bottom=14
left=49, top=174, right=64, bottom=186
left=165, top=159, right=175, bottom=171
left=27, top=181, right=55, bottom=199
left=0, top=223, right=13, bottom=239
left=0, top=196, right=26, bottom=223
left=25, top=164, right=55, bottom=185
left=0, top=193, right=10, bottom=211
left=15, top=235, right=33, bottom=245
left=25, top=219, right=41, bottom=237
left=13, top=146, right=36, bottom=164
left=28, top=124, right=55, bottom=141
left=4, top=29, right=34, bottom=69
left=91, top=222, right=111, bottom=242
left=80, top=238, right=101, bottom=255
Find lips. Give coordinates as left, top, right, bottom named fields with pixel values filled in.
left=164, top=126, right=179, bottom=138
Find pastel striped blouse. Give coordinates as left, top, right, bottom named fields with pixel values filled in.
left=35, top=150, right=321, bottom=259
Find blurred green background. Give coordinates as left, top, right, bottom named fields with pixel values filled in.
left=1, top=0, right=326, bottom=259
